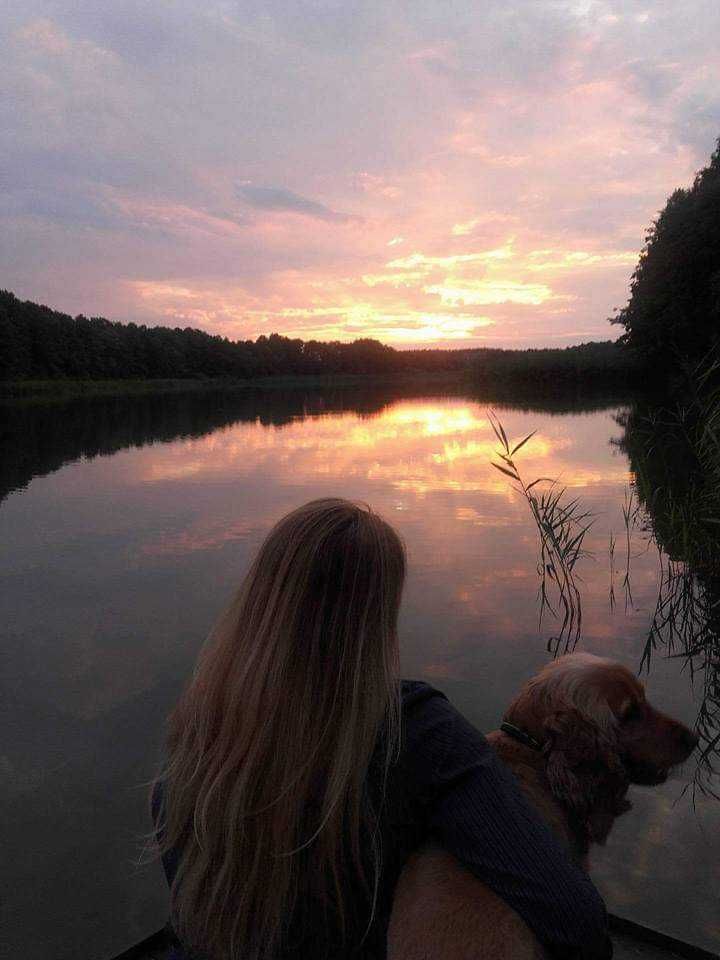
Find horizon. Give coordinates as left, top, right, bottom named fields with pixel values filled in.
left=5, top=287, right=621, bottom=353
left=3, top=2, right=719, bottom=349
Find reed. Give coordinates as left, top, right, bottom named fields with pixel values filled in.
left=609, top=532, right=616, bottom=612
left=489, top=411, right=595, bottom=655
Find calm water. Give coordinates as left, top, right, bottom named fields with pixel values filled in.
left=1, top=385, right=718, bottom=959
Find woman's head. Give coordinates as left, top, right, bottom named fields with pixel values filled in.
left=226, top=497, right=406, bottom=702
left=158, top=499, right=406, bottom=960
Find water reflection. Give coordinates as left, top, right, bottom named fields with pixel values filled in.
left=1, top=385, right=718, bottom=958
left=0, top=385, right=632, bottom=506
left=619, top=402, right=720, bottom=803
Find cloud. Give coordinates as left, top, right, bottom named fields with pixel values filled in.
left=425, top=279, right=555, bottom=307
left=0, top=187, right=117, bottom=230
left=452, top=219, right=479, bottom=236
left=386, top=246, right=514, bottom=272
left=237, top=185, right=358, bottom=223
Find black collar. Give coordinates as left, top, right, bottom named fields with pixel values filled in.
left=500, top=721, right=544, bottom=752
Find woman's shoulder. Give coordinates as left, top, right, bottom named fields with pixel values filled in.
left=399, top=679, right=461, bottom=723
left=397, top=679, right=487, bottom=773
left=400, top=678, right=448, bottom=706
left=394, top=681, right=502, bottom=811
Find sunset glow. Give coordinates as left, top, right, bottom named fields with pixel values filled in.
left=3, top=2, right=718, bottom=347
left=127, top=399, right=629, bottom=505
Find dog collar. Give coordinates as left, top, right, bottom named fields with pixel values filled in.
left=500, top=721, right=544, bottom=752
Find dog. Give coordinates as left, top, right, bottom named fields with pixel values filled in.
left=387, top=653, right=698, bottom=960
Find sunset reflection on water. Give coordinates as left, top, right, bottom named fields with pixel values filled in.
left=1, top=392, right=718, bottom=958
left=2, top=397, right=676, bottom=706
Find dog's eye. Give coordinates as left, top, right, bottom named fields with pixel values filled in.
left=621, top=702, right=642, bottom=723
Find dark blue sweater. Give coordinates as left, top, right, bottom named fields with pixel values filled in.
left=155, top=680, right=612, bottom=959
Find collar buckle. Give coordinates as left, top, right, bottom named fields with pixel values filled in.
left=500, top=721, right=544, bottom=752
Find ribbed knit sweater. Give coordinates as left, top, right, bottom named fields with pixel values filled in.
left=155, top=680, right=612, bottom=959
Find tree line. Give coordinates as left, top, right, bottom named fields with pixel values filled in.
left=0, top=290, right=413, bottom=381
left=0, top=288, right=637, bottom=386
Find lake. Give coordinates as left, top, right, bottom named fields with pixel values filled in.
left=1, top=383, right=718, bottom=959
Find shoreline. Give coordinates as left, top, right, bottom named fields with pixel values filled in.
left=0, top=367, right=640, bottom=405
left=0, top=371, right=470, bottom=403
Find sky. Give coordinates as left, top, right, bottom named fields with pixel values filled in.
left=2, top=1, right=719, bottom=349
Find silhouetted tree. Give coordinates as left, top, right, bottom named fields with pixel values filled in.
left=612, top=137, right=720, bottom=372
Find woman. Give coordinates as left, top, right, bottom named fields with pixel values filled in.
left=153, top=498, right=611, bottom=960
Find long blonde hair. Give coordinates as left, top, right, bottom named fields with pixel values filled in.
left=155, top=498, right=406, bottom=959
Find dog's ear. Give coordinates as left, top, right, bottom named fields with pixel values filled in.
left=543, top=706, right=631, bottom=848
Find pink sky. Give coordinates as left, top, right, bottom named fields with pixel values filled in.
left=2, top=2, right=719, bottom=348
